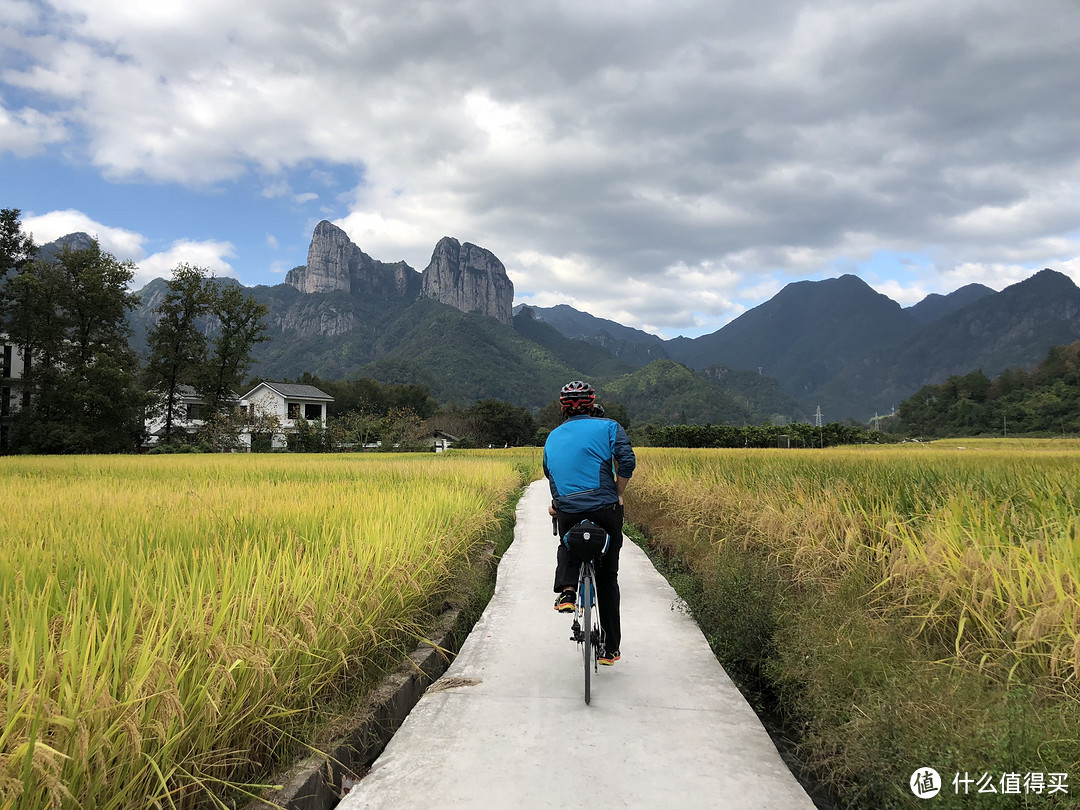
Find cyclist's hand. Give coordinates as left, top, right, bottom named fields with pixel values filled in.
left=618, top=496, right=624, bottom=506
left=548, top=503, right=557, bottom=517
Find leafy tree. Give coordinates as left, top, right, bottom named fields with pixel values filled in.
left=0, top=208, right=36, bottom=277
left=286, top=416, right=327, bottom=452
left=600, top=400, right=631, bottom=429
left=380, top=407, right=426, bottom=451
left=464, top=398, right=538, bottom=447
left=144, top=264, right=214, bottom=444
left=0, top=210, right=39, bottom=420
left=634, top=421, right=882, bottom=448
left=247, top=400, right=284, bottom=452
left=196, top=283, right=269, bottom=415
left=197, top=410, right=245, bottom=452
left=288, top=372, right=438, bottom=421
left=4, top=241, right=145, bottom=452
left=536, top=399, right=563, bottom=430
left=326, top=407, right=382, bottom=450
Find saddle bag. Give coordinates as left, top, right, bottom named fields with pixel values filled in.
left=561, top=520, right=610, bottom=562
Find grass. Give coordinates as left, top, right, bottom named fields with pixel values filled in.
left=0, top=452, right=536, bottom=809
left=624, top=443, right=1080, bottom=808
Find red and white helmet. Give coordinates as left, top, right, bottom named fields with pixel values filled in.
left=559, top=380, right=596, bottom=412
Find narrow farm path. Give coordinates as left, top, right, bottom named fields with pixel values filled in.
left=339, top=479, right=816, bottom=810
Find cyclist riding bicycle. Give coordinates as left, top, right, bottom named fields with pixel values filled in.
left=543, top=380, right=636, bottom=666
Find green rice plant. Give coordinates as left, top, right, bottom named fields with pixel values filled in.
left=0, top=453, right=529, bottom=808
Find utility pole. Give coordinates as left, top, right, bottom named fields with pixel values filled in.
left=1003, top=415, right=1007, bottom=438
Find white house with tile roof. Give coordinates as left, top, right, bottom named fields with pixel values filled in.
left=144, top=381, right=333, bottom=450
left=240, top=381, right=334, bottom=449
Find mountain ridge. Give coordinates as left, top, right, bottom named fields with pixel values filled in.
left=40, top=223, right=1077, bottom=423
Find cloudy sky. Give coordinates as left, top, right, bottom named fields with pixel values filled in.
left=3, top=0, right=1079, bottom=338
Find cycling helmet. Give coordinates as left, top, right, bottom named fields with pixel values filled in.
left=591, top=404, right=605, bottom=417
left=559, top=380, right=596, bottom=412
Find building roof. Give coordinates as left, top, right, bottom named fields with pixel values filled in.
left=244, top=381, right=334, bottom=401
left=168, top=384, right=241, bottom=402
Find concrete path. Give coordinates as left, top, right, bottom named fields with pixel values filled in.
left=340, top=480, right=816, bottom=810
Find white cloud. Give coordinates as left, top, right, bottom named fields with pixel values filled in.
left=21, top=209, right=146, bottom=259
left=18, top=208, right=239, bottom=289
left=135, top=240, right=237, bottom=287
left=4, top=0, right=1080, bottom=334
left=871, top=280, right=933, bottom=307
left=940, top=262, right=1041, bottom=293
left=0, top=102, right=67, bottom=156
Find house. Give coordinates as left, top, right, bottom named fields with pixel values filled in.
left=0, top=339, right=27, bottom=453
left=144, top=381, right=334, bottom=451
left=144, top=384, right=245, bottom=447
left=430, top=430, right=458, bottom=453
left=240, top=381, right=334, bottom=450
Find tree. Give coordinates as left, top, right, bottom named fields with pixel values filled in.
left=247, top=399, right=284, bottom=452
left=380, top=407, right=426, bottom=451
left=0, top=210, right=38, bottom=419
left=4, top=241, right=145, bottom=452
left=197, top=410, right=245, bottom=452
left=465, top=398, right=538, bottom=446
left=327, top=407, right=382, bottom=450
left=144, top=264, right=214, bottom=444
left=196, top=282, right=269, bottom=416
left=0, top=208, right=36, bottom=277
left=287, top=416, right=326, bottom=452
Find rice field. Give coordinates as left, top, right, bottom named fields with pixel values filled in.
left=625, top=440, right=1080, bottom=692
left=0, top=452, right=532, bottom=809
left=624, top=440, right=1080, bottom=805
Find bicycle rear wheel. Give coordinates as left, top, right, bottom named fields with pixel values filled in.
left=581, top=571, right=592, bottom=705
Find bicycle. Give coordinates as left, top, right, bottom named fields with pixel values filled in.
left=555, top=517, right=609, bottom=705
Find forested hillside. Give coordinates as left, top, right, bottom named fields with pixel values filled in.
left=897, top=341, right=1080, bottom=437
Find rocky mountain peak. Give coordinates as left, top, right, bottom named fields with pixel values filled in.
left=421, top=237, right=513, bottom=325
left=286, top=220, right=420, bottom=299
left=286, top=221, right=353, bottom=293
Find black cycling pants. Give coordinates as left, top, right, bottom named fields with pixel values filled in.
left=553, top=502, right=624, bottom=654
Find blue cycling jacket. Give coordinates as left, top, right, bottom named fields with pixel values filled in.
left=543, top=415, right=636, bottom=513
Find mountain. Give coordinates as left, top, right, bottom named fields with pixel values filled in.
left=814, top=269, right=1080, bottom=416
left=283, top=221, right=512, bottom=323
left=905, top=283, right=995, bottom=326
left=285, top=219, right=420, bottom=300
left=43, top=223, right=1077, bottom=425
left=117, top=224, right=787, bottom=423
left=533, top=271, right=1078, bottom=420
left=599, top=359, right=806, bottom=426
left=36, top=232, right=96, bottom=263
left=422, top=237, right=513, bottom=325
left=132, top=224, right=517, bottom=382
left=516, top=303, right=668, bottom=367
left=665, top=275, right=917, bottom=401
left=512, top=306, right=636, bottom=379
left=356, top=299, right=581, bottom=408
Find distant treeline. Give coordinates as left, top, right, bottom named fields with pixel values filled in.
left=897, top=341, right=1080, bottom=438
left=631, top=421, right=886, bottom=448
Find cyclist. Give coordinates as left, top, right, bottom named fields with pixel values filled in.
left=543, top=380, right=636, bottom=666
